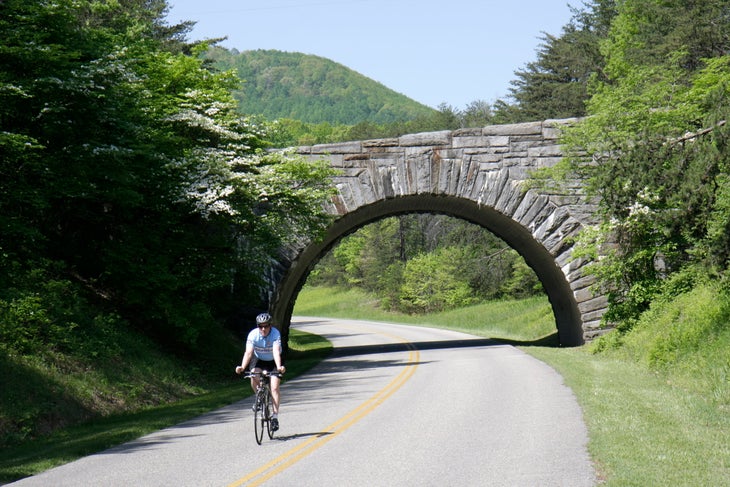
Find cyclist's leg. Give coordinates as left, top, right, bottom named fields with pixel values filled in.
left=256, top=360, right=278, bottom=410
left=249, top=358, right=262, bottom=392
left=270, top=375, right=281, bottom=415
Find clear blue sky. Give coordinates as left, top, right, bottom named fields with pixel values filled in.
left=165, top=0, right=575, bottom=109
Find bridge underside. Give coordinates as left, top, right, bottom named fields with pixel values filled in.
left=272, top=194, right=585, bottom=348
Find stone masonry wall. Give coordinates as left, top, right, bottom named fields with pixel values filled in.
left=290, top=118, right=608, bottom=340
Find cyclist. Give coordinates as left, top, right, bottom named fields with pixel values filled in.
left=235, top=312, right=286, bottom=431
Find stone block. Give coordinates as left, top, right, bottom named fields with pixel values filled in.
left=479, top=170, right=510, bottom=207
left=400, top=130, right=451, bottom=147
left=311, top=141, right=362, bottom=154
left=494, top=181, right=526, bottom=217
left=453, top=128, right=483, bottom=137
left=528, top=144, right=563, bottom=158
left=569, top=274, right=596, bottom=291
left=363, top=138, right=399, bottom=147
left=577, top=294, right=609, bottom=313
left=456, top=136, right=511, bottom=150
left=482, top=121, right=542, bottom=136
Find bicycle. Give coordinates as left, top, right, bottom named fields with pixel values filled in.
left=243, top=371, right=282, bottom=444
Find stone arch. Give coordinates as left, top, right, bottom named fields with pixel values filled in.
left=274, top=194, right=585, bottom=346
left=268, top=119, right=608, bottom=347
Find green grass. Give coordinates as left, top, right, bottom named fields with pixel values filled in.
left=294, top=285, right=557, bottom=342
left=295, top=285, right=730, bottom=486
left=528, top=346, right=729, bottom=486
left=0, top=328, right=332, bottom=484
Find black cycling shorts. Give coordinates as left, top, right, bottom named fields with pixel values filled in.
left=251, top=358, right=276, bottom=372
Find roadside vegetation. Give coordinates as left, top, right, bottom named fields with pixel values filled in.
left=294, top=285, right=730, bottom=486
left=1, top=0, right=336, bottom=459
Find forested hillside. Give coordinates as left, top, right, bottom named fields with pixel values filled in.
left=203, top=48, right=435, bottom=125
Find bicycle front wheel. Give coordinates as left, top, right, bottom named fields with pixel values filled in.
left=265, top=392, right=275, bottom=439
left=254, top=396, right=265, bottom=445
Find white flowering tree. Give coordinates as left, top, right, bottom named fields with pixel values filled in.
left=0, top=0, right=335, bottom=349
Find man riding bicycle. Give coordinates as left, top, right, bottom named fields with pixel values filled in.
left=235, top=312, right=286, bottom=431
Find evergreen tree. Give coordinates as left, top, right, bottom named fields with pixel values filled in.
left=493, top=0, right=617, bottom=123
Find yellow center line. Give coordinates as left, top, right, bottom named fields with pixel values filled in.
left=227, top=337, right=419, bottom=487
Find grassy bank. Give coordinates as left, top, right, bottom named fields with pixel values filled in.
left=294, top=285, right=557, bottom=342
left=0, top=328, right=332, bottom=484
left=294, top=285, right=730, bottom=486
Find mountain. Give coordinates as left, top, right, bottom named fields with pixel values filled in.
left=203, top=48, right=436, bottom=125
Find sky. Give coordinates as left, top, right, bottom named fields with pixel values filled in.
left=165, top=0, right=575, bottom=110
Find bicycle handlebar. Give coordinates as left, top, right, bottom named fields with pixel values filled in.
left=243, top=371, right=283, bottom=379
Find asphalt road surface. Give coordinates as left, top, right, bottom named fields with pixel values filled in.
left=10, top=318, right=597, bottom=486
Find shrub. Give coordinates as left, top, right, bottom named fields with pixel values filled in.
left=399, top=248, right=476, bottom=313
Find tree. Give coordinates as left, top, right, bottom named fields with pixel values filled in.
left=561, top=0, right=730, bottom=325
left=308, top=214, right=536, bottom=313
left=0, top=0, right=335, bottom=350
left=462, top=100, right=495, bottom=128
left=493, top=0, right=617, bottom=123
left=399, top=248, right=476, bottom=313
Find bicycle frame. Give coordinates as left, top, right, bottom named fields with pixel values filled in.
left=243, top=371, right=281, bottom=444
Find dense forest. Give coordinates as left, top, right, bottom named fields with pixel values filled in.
left=307, top=215, right=542, bottom=314
left=2, top=0, right=730, bottom=452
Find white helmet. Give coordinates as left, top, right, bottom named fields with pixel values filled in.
left=256, top=312, right=272, bottom=325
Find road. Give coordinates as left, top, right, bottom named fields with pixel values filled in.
left=10, top=318, right=596, bottom=486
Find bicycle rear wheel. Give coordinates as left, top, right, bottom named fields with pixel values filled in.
left=254, top=393, right=265, bottom=445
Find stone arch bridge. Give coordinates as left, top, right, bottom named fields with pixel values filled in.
left=268, top=118, right=607, bottom=347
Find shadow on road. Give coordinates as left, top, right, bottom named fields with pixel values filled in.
left=327, top=332, right=560, bottom=359
left=273, top=431, right=333, bottom=442
left=490, top=332, right=561, bottom=347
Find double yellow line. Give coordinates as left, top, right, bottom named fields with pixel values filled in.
left=228, top=339, right=419, bottom=487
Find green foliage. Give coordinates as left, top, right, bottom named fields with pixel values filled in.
left=556, top=0, right=730, bottom=327
left=0, top=286, right=239, bottom=447
left=399, top=248, right=477, bottom=313
left=332, top=232, right=368, bottom=286
left=500, top=253, right=544, bottom=298
left=308, top=215, right=539, bottom=314
left=493, top=0, right=617, bottom=123
left=263, top=103, right=474, bottom=147
left=203, top=48, right=435, bottom=125
left=0, top=0, right=336, bottom=354
left=194, top=46, right=506, bottom=146
left=591, top=281, right=730, bottom=407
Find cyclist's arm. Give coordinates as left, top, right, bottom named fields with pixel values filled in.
left=273, top=339, right=285, bottom=374
left=235, top=342, right=254, bottom=374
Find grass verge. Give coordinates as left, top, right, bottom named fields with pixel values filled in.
left=293, top=285, right=730, bottom=486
